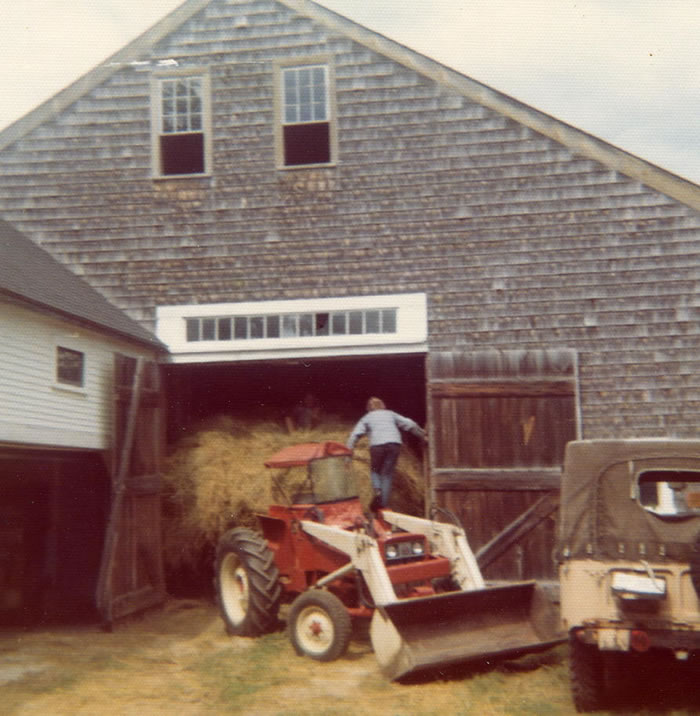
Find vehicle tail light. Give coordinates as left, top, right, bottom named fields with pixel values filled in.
left=630, top=629, right=651, bottom=652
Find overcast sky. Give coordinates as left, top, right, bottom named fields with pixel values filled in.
left=1, top=0, right=698, bottom=183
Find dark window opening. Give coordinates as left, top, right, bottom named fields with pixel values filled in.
left=365, top=310, right=380, bottom=333
left=56, top=347, right=84, bottom=387
left=348, top=311, right=363, bottom=335
left=186, top=318, right=200, bottom=342
left=331, top=314, right=346, bottom=335
left=638, top=469, right=700, bottom=516
left=160, top=133, right=205, bottom=175
left=382, top=309, right=397, bottom=333
left=250, top=316, right=264, bottom=339
left=266, top=315, right=280, bottom=338
left=315, top=313, right=329, bottom=336
left=283, top=122, right=330, bottom=166
left=299, top=313, right=314, bottom=336
left=234, top=316, right=247, bottom=340
left=218, top=318, right=231, bottom=341
left=201, top=318, right=216, bottom=341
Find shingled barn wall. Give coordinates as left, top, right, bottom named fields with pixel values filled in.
left=0, top=0, right=698, bottom=439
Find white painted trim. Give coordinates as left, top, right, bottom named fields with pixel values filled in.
left=156, top=293, right=427, bottom=362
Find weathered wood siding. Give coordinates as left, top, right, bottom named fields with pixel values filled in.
left=428, top=349, right=576, bottom=580
left=429, top=350, right=578, bottom=473
left=0, top=301, right=157, bottom=450
left=0, top=0, right=698, bottom=438
left=97, top=355, right=165, bottom=623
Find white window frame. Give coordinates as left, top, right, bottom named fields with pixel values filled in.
left=275, top=58, right=337, bottom=168
left=53, top=342, right=87, bottom=394
left=157, top=293, right=427, bottom=364
left=151, top=69, right=212, bottom=178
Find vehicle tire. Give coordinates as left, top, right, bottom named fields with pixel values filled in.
left=287, top=590, right=352, bottom=662
left=569, top=632, right=607, bottom=712
left=215, top=527, right=281, bottom=637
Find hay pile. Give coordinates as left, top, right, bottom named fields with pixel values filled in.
left=161, top=415, right=426, bottom=574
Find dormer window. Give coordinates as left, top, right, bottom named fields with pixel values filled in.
left=152, top=73, right=211, bottom=177
left=280, top=64, right=334, bottom=166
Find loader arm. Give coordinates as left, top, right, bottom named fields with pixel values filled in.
left=299, top=520, right=397, bottom=605
left=380, top=510, right=485, bottom=591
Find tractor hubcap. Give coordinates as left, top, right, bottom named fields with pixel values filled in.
left=220, top=554, right=249, bottom=625
left=297, top=606, right=334, bottom=655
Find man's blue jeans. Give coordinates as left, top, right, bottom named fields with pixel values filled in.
left=369, top=442, right=401, bottom=507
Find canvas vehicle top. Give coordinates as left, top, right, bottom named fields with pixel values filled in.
left=559, top=439, right=700, bottom=566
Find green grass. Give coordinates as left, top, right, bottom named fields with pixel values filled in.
left=194, top=632, right=291, bottom=705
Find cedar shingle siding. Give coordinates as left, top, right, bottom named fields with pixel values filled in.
left=0, top=0, right=699, bottom=438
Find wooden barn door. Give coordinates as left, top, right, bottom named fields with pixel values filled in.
left=427, top=349, right=578, bottom=582
left=96, top=355, right=166, bottom=626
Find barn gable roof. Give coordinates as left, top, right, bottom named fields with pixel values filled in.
left=0, top=0, right=698, bottom=210
left=0, top=218, right=165, bottom=349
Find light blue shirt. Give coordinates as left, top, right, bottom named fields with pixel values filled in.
left=346, top=409, right=425, bottom=448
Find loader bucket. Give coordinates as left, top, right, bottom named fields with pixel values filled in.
left=370, top=581, right=563, bottom=681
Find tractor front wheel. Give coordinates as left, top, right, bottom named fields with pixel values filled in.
left=288, top=590, right=352, bottom=662
left=215, top=527, right=281, bottom=637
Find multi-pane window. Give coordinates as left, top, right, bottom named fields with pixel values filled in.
left=185, top=308, right=397, bottom=342
left=281, top=65, right=331, bottom=166
left=157, top=76, right=206, bottom=175
left=56, top=346, right=85, bottom=387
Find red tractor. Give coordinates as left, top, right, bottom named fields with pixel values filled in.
left=215, top=441, right=561, bottom=679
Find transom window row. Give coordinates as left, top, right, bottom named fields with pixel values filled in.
left=186, top=308, right=397, bottom=342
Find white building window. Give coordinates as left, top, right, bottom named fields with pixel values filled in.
left=157, top=294, right=427, bottom=364
left=152, top=73, right=211, bottom=176
left=279, top=64, right=334, bottom=166
left=56, top=346, right=85, bottom=387
left=185, top=308, right=397, bottom=343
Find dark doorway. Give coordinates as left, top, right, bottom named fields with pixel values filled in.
left=0, top=450, right=110, bottom=627
left=164, top=353, right=426, bottom=441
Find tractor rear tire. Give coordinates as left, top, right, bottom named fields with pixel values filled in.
left=288, top=590, right=352, bottom=662
left=215, top=527, right=281, bottom=637
left=569, top=632, right=606, bottom=712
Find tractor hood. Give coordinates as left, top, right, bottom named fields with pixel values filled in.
left=264, top=441, right=352, bottom=468
left=558, top=439, right=700, bottom=563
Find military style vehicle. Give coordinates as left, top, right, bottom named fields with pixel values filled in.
left=559, top=439, right=700, bottom=711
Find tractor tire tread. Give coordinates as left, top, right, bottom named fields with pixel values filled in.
left=215, top=527, right=281, bottom=637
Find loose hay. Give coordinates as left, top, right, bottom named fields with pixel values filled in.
left=162, top=415, right=427, bottom=573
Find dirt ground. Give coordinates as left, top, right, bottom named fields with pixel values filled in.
left=0, top=598, right=563, bottom=716
left=2, top=599, right=699, bottom=715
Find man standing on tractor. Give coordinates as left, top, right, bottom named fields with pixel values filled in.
left=346, top=397, right=427, bottom=509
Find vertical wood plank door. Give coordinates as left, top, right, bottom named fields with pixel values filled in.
left=96, top=354, right=166, bottom=625
left=427, top=349, right=579, bottom=581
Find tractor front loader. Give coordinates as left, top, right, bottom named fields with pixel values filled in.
left=215, top=441, right=562, bottom=680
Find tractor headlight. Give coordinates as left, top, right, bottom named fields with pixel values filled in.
left=411, top=541, right=424, bottom=555
left=385, top=544, right=399, bottom=559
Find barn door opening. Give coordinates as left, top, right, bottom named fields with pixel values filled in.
left=427, top=349, right=579, bottom=582
left=96, top=355, right=166, bottom=626
left=0, top=450, right=109, bottom=626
